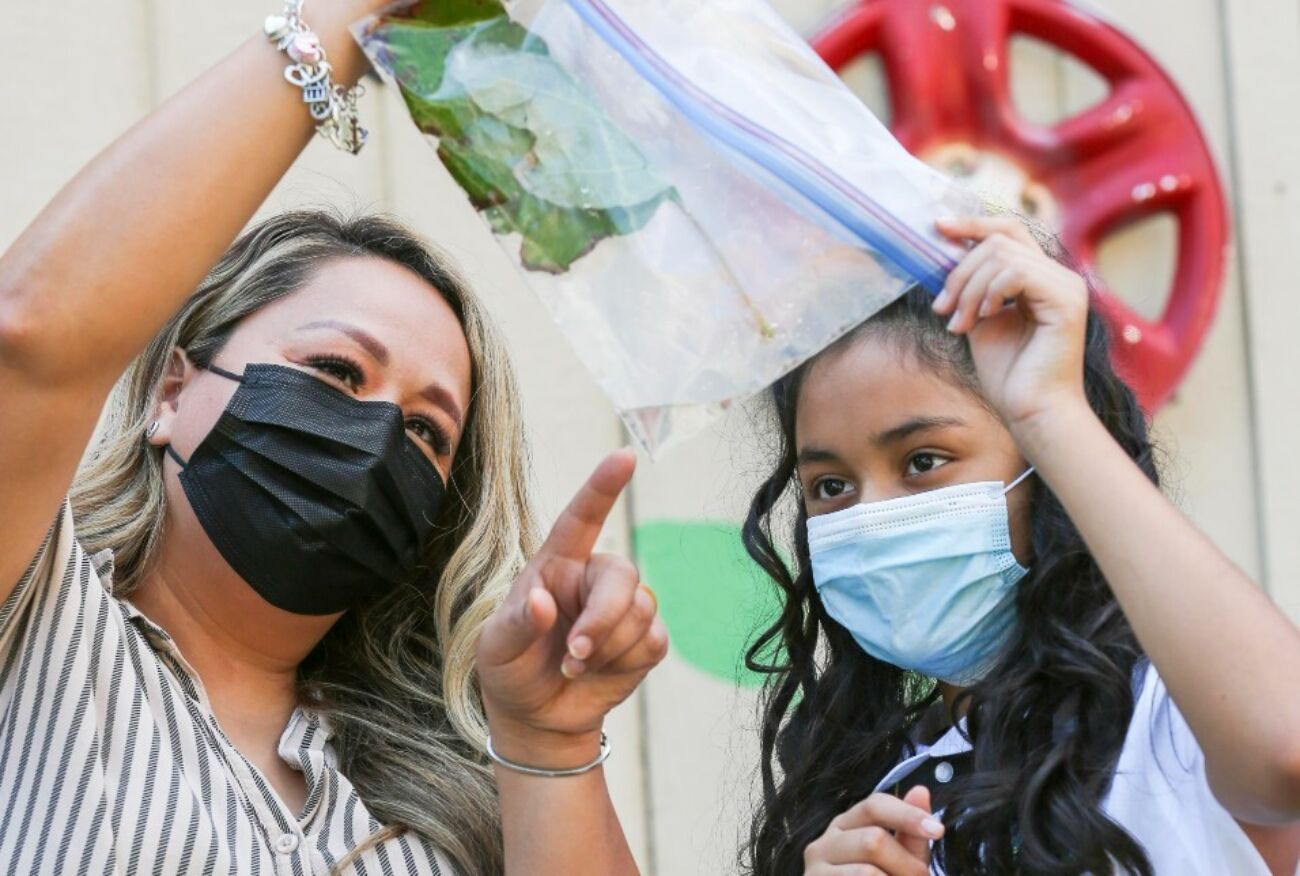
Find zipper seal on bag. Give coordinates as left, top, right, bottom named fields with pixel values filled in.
left=564, top=0, right=958, bottom=293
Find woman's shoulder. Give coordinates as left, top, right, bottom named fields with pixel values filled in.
left=0, top=499, right=121, bottom=665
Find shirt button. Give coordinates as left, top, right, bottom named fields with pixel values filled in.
left=934, top=761, right=955, bottom=784
left=274, top=833, right=300, bottom=854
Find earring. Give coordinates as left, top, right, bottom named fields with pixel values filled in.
left=145, top=421, right=160, bottom=440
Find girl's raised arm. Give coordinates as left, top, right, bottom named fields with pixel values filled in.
left=0, top=1, right=386, bottom=599
left=936, top=215, right=1300, bottom=829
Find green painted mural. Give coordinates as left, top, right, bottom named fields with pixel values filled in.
left=633, top=520, right=783, bottom=688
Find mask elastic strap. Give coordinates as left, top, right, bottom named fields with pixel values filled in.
left=1003, top=466, right=1037, bottom=495
left=204, top=363, right=245, bottom=382
left=162, top=362, right=245, bottom=469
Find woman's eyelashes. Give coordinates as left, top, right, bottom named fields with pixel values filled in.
left=304, top=353, right=365, bottom=390
left=301, top=354, right=452, bottom=456
left=405, top=414, right=452, bottom=456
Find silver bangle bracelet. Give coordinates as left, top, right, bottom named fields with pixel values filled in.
left=485, top=732, right=611, bottom=778
left=264, top=0, right=368, bottom=154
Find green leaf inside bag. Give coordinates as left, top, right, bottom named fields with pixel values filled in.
left=367, top=4, right=675, bottom=273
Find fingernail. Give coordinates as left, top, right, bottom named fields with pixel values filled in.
left=561, top=657, right=586, bottom=679
left=634, top=588, right=656, bottom=614
left=946, top=314, right=960, bottom=332
left=569, top=636, right=593, bottom=660
left=923, top=817, right=945, bottom=838
left=932, top=290, right=949, bottom=310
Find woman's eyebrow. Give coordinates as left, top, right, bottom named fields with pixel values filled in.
left=295, top=319, right=390, bottom=366
left=420, top=383, right=464, bottom=430
left=295, top=319, right=463, bottom=431
left=872, top=416, right=966, bottom=447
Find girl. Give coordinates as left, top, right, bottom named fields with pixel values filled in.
left=743, top=217, right=1300, bottom=874
left=0, top=2, right=664, bottom=873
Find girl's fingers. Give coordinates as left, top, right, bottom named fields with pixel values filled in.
left=937, top=215, right=1042, bottom=250
left=819, top=827, right=930, bottom=875
left=898, top=786, right=935, bottom=861
left=935, top=236, right=996, bottom=314
left=981, top=265, right=1032, bottom=317
left=832, top=793, right=945, bottom=840
left=986, top=259, right=1088, bottom=329
left=562, top=553, right=639, bottom=677
left=575, top=585, right=659, bottom=674
left=948, top=257, right=1006, bottom=334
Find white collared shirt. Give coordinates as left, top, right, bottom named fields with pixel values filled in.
left=875, top=665, right=1270, bottom=874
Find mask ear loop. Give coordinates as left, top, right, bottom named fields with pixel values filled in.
left=161, top=361, right=245, bottom=469
left=204, top=363, right=246, bottom=382
left=164, top=444, right=189, bottom=469
left=1003, top=466, right=1037, bottom=495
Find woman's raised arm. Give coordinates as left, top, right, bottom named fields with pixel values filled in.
left=0, top=0, right=386, bottom=596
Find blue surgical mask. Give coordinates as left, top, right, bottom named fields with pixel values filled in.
left=807, top=469, right=1035, bottom=685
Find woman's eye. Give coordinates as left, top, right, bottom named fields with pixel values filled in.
left=406, top=416, right=452, bottom=456
left=906, top=452, right=951, bottom=476
left=305, top=356, right=364, bottom=390
left=813, top=477, right=854, bottom=501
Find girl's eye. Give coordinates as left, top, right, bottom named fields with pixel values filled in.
left=813, top=477, right=855, bottom=501
left=305, top=355, right=364, bottom=390
left=406, top=416, right=453, bottom=457
left=906, top=452, right=951, bottom=476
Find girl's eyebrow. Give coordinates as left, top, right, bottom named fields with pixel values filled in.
left=872, top=416, right=966, bottom=447
left=796, top=446, right=840, bottom=466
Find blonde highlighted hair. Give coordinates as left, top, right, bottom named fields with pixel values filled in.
left=71, top=210, right=539, bottom=874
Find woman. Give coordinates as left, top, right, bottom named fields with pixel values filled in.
left=0, top=2, right=665, bottom=873
left=742, top=218, right=1300, bottom=874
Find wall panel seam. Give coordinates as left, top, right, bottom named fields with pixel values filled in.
left=1212, top=0, right=1271, bottom=592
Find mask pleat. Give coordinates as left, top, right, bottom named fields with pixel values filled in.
left=808, top=478, right=1029, bottom=685
left=174, top=362, right=448, bottom=614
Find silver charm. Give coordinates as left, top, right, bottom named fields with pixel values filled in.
left=267, top=0, right=367, bottom=155
left=263, top=14, right=291, bottom=42
left=284, top=62, right=329, bottom=88
left=302, top=80, right=330, bottom=104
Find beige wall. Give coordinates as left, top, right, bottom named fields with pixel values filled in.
left=4, top=1, right=1296, bottom=873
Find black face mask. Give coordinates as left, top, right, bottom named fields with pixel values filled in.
left=165, top=363, right=447, bottom=615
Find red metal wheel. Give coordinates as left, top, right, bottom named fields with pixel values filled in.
left=812, top=0, right=1230, bottom=411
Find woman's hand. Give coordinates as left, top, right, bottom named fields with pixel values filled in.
left=308, top=0, right=400, bottom=84
left=476, top=450, right=668, bottom=766
left=802, top=787, right=943, bottom=876
left=931, top=216, right=1092, bottom=433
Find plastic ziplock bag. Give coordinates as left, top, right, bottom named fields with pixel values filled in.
left=355, top=0, right=978, bottom=453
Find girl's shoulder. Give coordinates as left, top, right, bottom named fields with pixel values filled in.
left=1104, top=662, right=1271, bottom=874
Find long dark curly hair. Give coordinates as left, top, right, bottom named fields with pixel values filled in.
left=742, top=285, right=1159, bottom=875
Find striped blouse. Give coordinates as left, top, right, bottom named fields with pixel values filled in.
left=0, top=503, right=455, bottom=875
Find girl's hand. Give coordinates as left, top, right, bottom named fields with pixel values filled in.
left=803, top=787, right=943, bottom=876
left=932, top=216, right=1091, bottom=432
left=476, top=450, right=669, bottom=767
